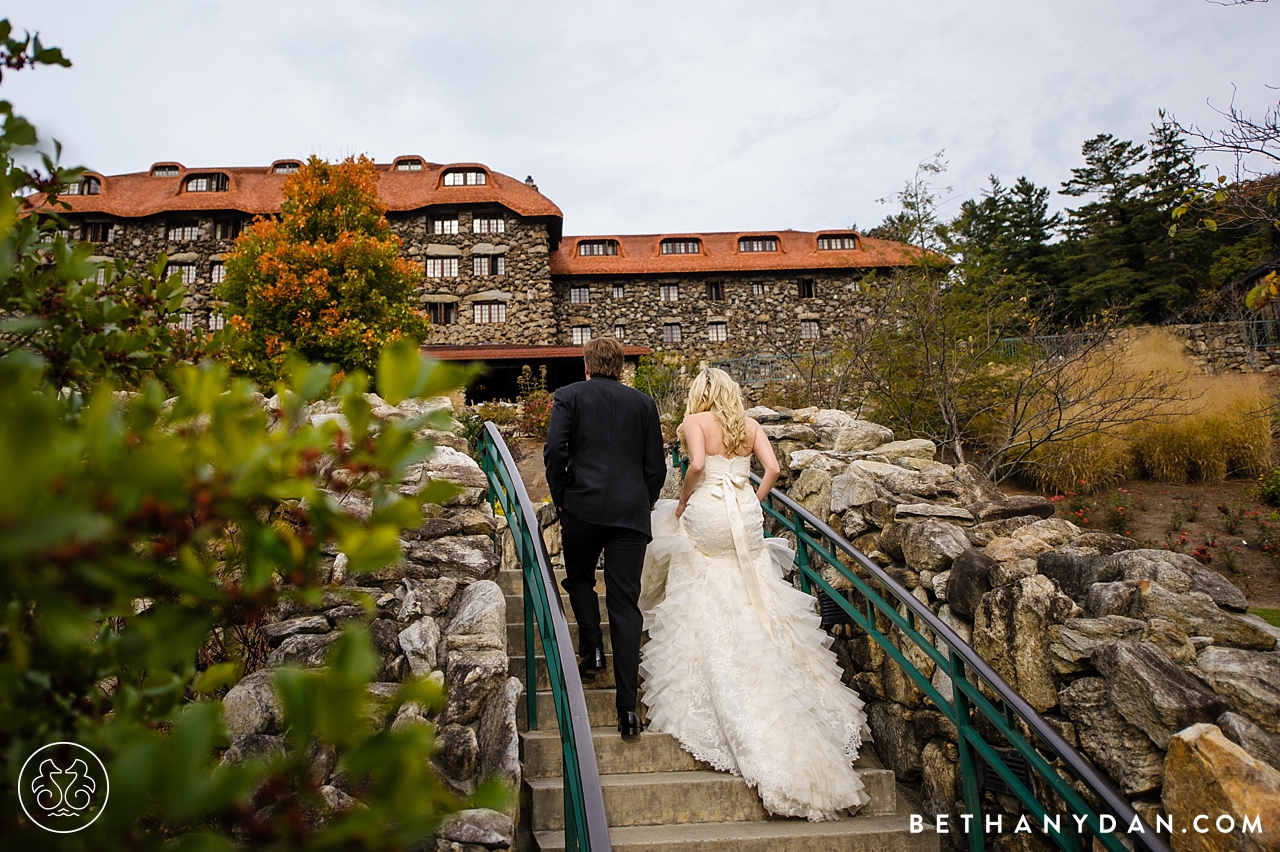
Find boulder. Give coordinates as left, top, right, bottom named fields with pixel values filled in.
left=1069, top=531, right=1142, bottom=555
left=761, top=422, right=818, bottom=443
left=1162, top=723, right=1280, bottom=852
left=870, top=439, right=937, bottom=463
left=477, top=676, right=524, bottom=789
left=833, top=421, right=895, bottom=452
left=951, top=464, right=1005, bottom=504
left=1017, top=518, right=1081, bottom=548
left=877, top=523, right=905, bottom=561
left=968, top=496, right=1055, bottom=522
left=1217, top=711, right=1280, bottom=772
left=223, top=669, right=285, bottom=737
left=263, top=615, right=331, bottom=648
left=988, top=558, right=1037, bottom=588
left=442, top=649, right=508, bottom=724
left=745, top=405, right=783, bottom=422
left=973, top=575, right=1078, bottom=712
left=966, top=516, right=1045, bottom=547
left=268, top=633, right=341, bottom=668
left=865, top=497, right=905, bottom=528
left=444, top=580, right=506, bottom=652
left=841, top=508, right=871, bottom=540
left=788, top=450, right=849, bottom=474
left=220, top=733, right=288, bottom=767
left=920, top=740, right=961, bottom=827
left=1129, top=582, right=1276, bottom=651
left=1037, top=551, right=1123, bottom=602
left=368, top=618, right=406, bottom=681
left=830, top=466, right=878, bottom=512
left=1187, top=565, right=1249, bottom=613
left=1092, top=641, right=1231, bottom=749
left=1048, top=616, right=1146, bottom=675
left=1058, top=677, right=1164, bottom=796
left=398, top=577, right=459, bottom=621
left=984, top=534, right=1052, bottom=563
left=867, top=701, right=924, bottom=781
left=434, top=723, right=480, bottom=782
left=1084, top=580, right=1139, bottom=618
left=900, top=520, right=969, bottom=573
left=437, top=808, right=515, bottom=849
left=393, top=535, right=500, bottom=583
left=400, top=445, right=487, bottom=506
left=1111, top=549, right=1194, bottom=594
left=1193, top=646, right=1280, bottom=734
left=402, top=516, right=463, bottom=542
left=1142, top=617, right=1197, bottom=665
left=399, top=616, right=442, bottom=676
left=946, top=548, right=995, bottom=620
left=894, top=503, right=974, bottom=524
left=792, top=467, right=833, bottom=519
left=454, top=508, right=498, bottom=536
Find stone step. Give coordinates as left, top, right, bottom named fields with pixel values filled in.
left=533, top=815, right=938, bottom=852
left=521, top=727, right=705, bottom=778
left=512, top=653, right=615, bottom=692
left=526, top=767, right=897, bottom=831
left=505, top=592, right=607, bottom=626
left=517, top=688, right=629, bottom=731
left=508, top=622, right=613, bottom=655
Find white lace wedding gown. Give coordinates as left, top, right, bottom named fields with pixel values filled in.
left=638, top=454, right=871, bottom=821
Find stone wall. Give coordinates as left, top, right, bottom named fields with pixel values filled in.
left=551, top=269, right=875, bottom=357
left=216, top=393, right=520, bottom=850
left=1164, top=322, right=1280, bottom=374
left=746, top=405, right=1280, bottom=848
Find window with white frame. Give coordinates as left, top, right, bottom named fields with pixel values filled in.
left=63, top=177, right=100, bottom=195
left=611, top=284, right=625, bottom=299
left=660, top=284, right=678, bottom=302
left=273, top=162, right=301, bottom=174
left=473, top=216, right=505, bottom=234
left=186, top=173, right=229, bottom=192
left=426, top=258, right=459, bottom=278
left=578, top=240, right=618, bottom=256
left=427, top=303, right=457, bottom=325
left=152, top=165, right=180, bottom=177
left=751, top=281, right=766, bottom=296
left=817, top=235, right=858, bottom=250
left=662, top=323, right=682, bottom=344
left=571, top=325, right=591, bottom=345
left=708, top=321, right=728, bottom=342
left=432, top=217, right=459, bottom=235
left=738, top=237, right=777, bottom=253
left=570, top=286, right=590, bottom=304
left=473, top=255, right=505, bottom=276
left=473, top=301, right=506, bottom=324
left=757, top=321, right=769, bottom=336
left=174, top=312, right=196, bottom=331
left=661, top=239, right=700, bottom=254
left=443, top=169, right=486, bottom=186
left=209, top=313, right=226, bottom=331
left=168, top=264, right=196, bottom=285
left=211, top=262, right=226, bottom=283
left=614, top=324, right=626, bottom=340
left=167, top=221, right=200, bottom=241
left=801, top=319, right=820, bottom=340
left=92, top=266, right=107, bottom=285
left=396, top=159, right=424, bottom=171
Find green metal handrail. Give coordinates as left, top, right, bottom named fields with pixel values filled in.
left=479, top=423, right=611, bottom=852
left=674, top=448, right=1171, bottom=852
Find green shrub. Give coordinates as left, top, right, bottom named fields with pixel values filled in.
left=1259, top=468, right=1280, bottom=506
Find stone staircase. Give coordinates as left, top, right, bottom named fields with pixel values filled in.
left=500, top=565, right=939, bottom=852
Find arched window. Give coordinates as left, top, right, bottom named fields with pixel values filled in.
left=442, top=169, right=487, bottom=186
left=185, top=173, right=229, bottom=192
left=661, top=238, right=701, bottom=255
left=578, top=240, right=619, bottom=257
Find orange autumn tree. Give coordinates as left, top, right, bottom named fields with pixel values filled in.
left=219, top=155, right=428, bottom=383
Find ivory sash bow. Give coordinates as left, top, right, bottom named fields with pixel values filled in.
left=707, top=470, right=775, bottom=639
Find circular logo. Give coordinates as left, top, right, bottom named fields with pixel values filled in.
left=17, top=742, right=110, bottom=833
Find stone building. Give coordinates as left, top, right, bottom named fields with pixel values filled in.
left=51, top=157, right=922, bottom=393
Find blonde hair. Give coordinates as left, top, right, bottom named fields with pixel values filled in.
left=685, top=368, right=749, bottom=455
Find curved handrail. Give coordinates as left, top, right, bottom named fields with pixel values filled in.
left=676, top=449, right=1170, bottom=852
left=478, top=423, right=611, bottom=852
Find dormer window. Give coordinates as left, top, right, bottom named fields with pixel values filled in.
left=63, top=176, right=100, bottom=196
left=817, top=235, right=858, bottom=250
left=443, top=169, right=486, bottom=186
left=578, top=240, right=618, bottom=257
left=186, top=173, right=229, bottom=192
left=151, top=164, right=181, bottom=177
left=273, top=161, right=301, bottom=175
left=395, top=158, right=425, bottom=172
left=739, top=237, right=777, bottom=253
left=661, top=239, right=700, bottom=255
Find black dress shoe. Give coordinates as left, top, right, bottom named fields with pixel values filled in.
left=618, top=709, right=643, bottom=737
left=578, top=647, right=606, bottom=680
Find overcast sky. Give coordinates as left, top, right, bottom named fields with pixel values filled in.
left=5, top=1, right=1276, bottom=236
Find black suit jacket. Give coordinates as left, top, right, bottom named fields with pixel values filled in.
left=543, top=376, right=666, bottom=538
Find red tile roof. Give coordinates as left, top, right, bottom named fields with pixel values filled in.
left=43, top=161, right=563, bottom=220
left=423, top=344, right=651, bottom=361
left=550, top=230, right=929, bottom=275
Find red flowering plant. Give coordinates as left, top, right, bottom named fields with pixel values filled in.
left=218, top=156, right=428, bottom=385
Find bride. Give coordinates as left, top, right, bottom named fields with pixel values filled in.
left=638, top=368, right=871, bottom=821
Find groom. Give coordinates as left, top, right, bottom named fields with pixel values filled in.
left=544, top=336, right=666, bottom=737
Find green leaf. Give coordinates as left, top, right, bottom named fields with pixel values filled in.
left=1204, top=218, right=1217, bottom=232
left=192, top=662, right=242, bottom=694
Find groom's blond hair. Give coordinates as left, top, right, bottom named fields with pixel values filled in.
left=583, top=337, right=624, bottom=379
left=686, top=368, right=749, bottom=455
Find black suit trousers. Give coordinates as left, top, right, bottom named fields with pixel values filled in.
left=558, top=510, right=648, bottom=712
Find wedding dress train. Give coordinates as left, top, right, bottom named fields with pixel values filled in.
left=638, top=454, right=871, bottom=821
